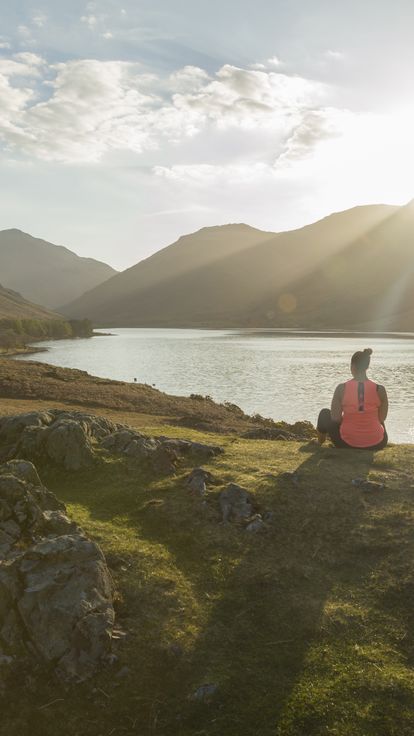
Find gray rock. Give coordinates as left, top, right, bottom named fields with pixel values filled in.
left=44, top=419, right=95, bottom=471
left=191, top=683, right=219, bottom=702
left=0, top=410, right=224, bottom=476
left=245, top=514, right=265, bottom=533
left=0, top=460, right=115, bottom=684
left=150, top=445, right=178, bottom=475
left=185, top=468, right=215, bottom=496
left=219, top=483, right=253, bottom=523
left=16, top=534, right=114, bottom=682
left=0, top=459, right=42, bottom=486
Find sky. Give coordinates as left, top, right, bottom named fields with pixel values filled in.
left=0, top=0, right=414, bottom=270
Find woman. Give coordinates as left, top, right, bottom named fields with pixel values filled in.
left=317, top=348, right=388, bottom=450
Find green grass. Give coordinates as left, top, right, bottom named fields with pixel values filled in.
left=3, top=422, right=414, bottom=736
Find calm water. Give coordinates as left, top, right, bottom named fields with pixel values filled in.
left=16, top=328, right=414, bottom=443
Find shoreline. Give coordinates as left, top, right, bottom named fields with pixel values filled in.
left=0, top=345, right=49, bottom=358
left=92, top=326, right=414, bottom=339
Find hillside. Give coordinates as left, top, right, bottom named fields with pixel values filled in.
left=62, top=205, right=400, bottom=328
left=0, top=358, right=314, bottom=437
left=252, top=199, right=414, bottom=331
left=0, top=283, right=61, bottom=321
left=0, top=229, right=116, bottom=309
left=1, top=392, right=414, bottom=736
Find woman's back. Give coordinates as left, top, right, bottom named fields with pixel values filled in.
left=340, top=378, right=385, bottom=448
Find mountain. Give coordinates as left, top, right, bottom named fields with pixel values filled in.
left=0, top=229, right=116, bottom=309
left=254, top=199, right=414, bottom=331
left=0, top=283, right=61, bottom=321
left=62, top=204, right=403, bottom=329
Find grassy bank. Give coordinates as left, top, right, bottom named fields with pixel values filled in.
left=1, top=397, right=414, bottom=736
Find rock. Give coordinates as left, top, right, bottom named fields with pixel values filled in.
left=44, top=419, right=95, bottom=471
left=0, top=459, right=42, bottom=486
left=0, top=410, right=224, bottom=476
left=245, top=514, right=265, bottom=533
left=185, top=468, right=215, bottom=496
left=16, top=534, right=114, bottom=682
left=101, top=429, right=141, bottom=453
left=352, top=478, right=385, bottom=491
left=219, top=483, right=253, bottom=523
left=0, top=412, right=53, bottom=444
left=150, top=445, right=178, bottom=475
left=0, top=460, right=115, bottom=685
left=157, top=438, right=223, bottom=459
left=190, top=683, right=219, bottom=703
left=0, top=410, right=119, bottom=471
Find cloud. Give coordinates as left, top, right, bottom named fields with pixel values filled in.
left=17, top=25, right=32, bottom=38
left=153, top=162, right=276, bottom=185
left=251, top=56, right=284, bottom=71
left=80, top=14, right=98, bottom=28
left=168, top=65, right=210, bottom=92
left=32, top=14, right=47, bottom=28
left=324, top=50, right=345, bottom=61
left=276, top=108, right=347, bottom=165
left=0, top=57, right=331, bottom=163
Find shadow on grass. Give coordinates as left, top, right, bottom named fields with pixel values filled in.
left=40, top=446, right=381, bottom=736
left=169, top=446, right=378, bottom=736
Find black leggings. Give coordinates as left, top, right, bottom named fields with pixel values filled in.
left=317, top=408, right=388, bottom=450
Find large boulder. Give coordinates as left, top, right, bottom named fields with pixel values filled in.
left=0, top=410, right=119, bottom=471
left=43, top=418, right=95, bottom=471
left=0, top=460, right=115, bottom=687
left=0, top=409, right=224, bottom=475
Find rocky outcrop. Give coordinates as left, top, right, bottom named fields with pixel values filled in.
left=0, top=460, right=115, bottom=690
left=99, top=428, right=223, bottom=474
left=0, top=410, right=223, bottom=475
left=0, top=410, right=118, bottom=471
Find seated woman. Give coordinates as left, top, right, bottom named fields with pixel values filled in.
left=317, top=348, right=388, bottom=450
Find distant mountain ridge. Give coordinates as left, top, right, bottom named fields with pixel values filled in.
left=0, top=282, right=61, bottom=321
left=0, top=229, right=116, bottom=309
left=63, top=203, right=414, bottom=330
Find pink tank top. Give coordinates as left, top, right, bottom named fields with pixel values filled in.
left=340, top=379, right=384, bottom=448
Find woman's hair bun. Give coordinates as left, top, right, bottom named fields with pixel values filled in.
left=363, top=348, right=373, bottom=356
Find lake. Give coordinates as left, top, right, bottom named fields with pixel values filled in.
left=16, top=328, right=414, bottom=443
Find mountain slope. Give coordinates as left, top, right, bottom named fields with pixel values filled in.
left=0, top=229, right=116, bottom=309
left=0, top=283, right=61, bottom=321
left=62, top=204, right=399, bottom=328
left=255, top=199, right=414, bottom=331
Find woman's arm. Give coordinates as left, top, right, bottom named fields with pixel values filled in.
left=377, top=385, right=388, bottom=423
left=331, top=384, right=344, bottom=423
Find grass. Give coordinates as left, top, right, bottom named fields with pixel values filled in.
left=2, top=409, right=414, bottom=736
